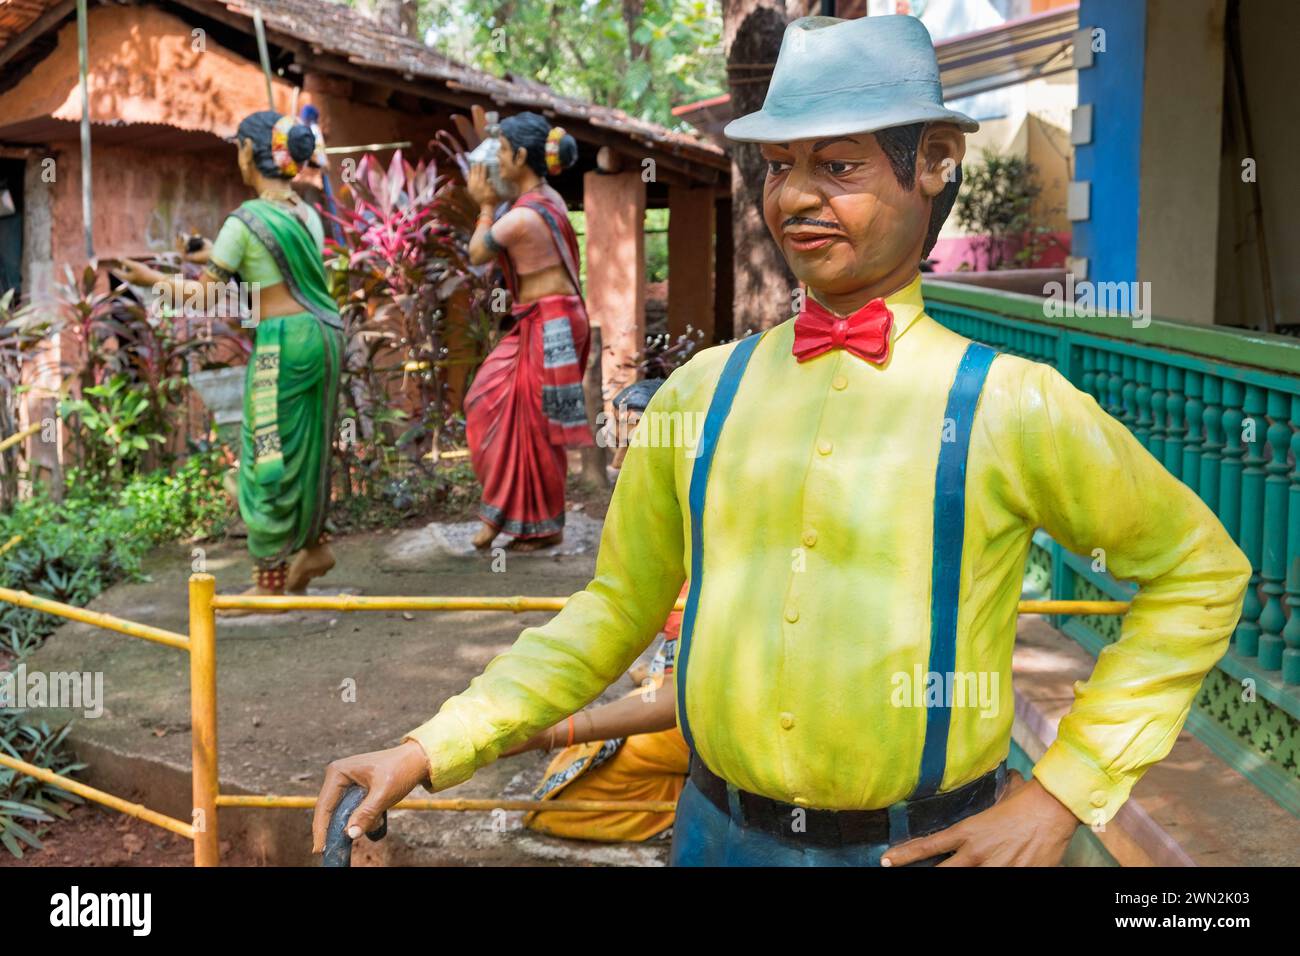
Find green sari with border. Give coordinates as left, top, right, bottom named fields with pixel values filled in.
left=228, top=199, right=343, bottom=569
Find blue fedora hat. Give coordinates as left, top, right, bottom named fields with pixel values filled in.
left=724, top=15, right=978, bottom=144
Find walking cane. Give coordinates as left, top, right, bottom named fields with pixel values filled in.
left=321, top=785, right=388, bottom=868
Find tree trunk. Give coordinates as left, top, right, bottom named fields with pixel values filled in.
left=723, top=0, right=795, bottom=334
left=362, top=0, right=420, bottom=39
left=579, top=322, right=608, bottom=488
left=622, top=0, right=648, bottom=62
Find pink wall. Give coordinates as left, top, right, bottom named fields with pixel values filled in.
left=927, top=232, right=1071, bottom=273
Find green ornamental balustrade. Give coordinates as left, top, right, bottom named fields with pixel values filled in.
left=923, top=279, right=1300, bottom=811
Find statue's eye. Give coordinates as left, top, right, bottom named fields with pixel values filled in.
left=766, top=160, right=791, bottom=176
left=823, top=161, right=855, bottom=175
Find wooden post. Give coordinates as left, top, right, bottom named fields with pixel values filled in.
left=583, top=169, right=646, bottom=425
left=75, top=0, right=93, bottom=260
left=667, top=185, right=715, bottom=344
left=713, top=196, right=734, bottom=343
left=253, top=10, right=276, bottom=109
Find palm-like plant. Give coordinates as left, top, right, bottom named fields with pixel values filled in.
left=323, top=146, right=493, bottom=464
left=0, top=711, right=85, bottom=858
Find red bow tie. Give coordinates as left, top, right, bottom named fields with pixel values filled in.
left=792, top=296, right=894, bottom=365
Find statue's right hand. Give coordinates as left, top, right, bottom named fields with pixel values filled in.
left=311, top=740, right=431, bottom=854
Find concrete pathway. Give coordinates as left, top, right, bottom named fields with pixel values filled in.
left=23, top=514, right=669, bottom=866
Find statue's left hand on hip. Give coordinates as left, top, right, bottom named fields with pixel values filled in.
left=881, top=774, right=1080, bottom=867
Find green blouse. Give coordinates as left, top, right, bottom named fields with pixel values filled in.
left=210, top=200, right=325, bottom=285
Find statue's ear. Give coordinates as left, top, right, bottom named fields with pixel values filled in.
left=916, top=123, right=966, bottom=199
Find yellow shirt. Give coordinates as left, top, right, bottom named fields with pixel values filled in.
left=408, top=274, right=1250, bottom=824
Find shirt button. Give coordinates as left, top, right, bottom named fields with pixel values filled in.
left=832, top=375, right=848, bottom=391
left=817, top=439, right=833, bottom=456
left=779, top=712, right=795, bottom=730
left=784, top=606, right=799, bottom=623
left=802, top=530, right=817, bottom=547
left=1090, top=790, right=1108, bottom=808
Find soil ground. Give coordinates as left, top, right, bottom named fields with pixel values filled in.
left=0, top=801, right=263, bottom=867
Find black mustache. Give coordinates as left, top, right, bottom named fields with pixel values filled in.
left=782, top=216, right=842, bottom=231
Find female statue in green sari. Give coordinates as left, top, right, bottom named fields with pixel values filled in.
left=117, top=111, right=343, bottom=610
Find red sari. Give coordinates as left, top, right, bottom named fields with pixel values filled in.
left=465, top=190, right=593, bottom=539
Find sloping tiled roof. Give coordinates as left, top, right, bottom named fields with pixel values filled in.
left=0, top=0, right=67, bottom=46
left=0, top=0, right=727, bottom=175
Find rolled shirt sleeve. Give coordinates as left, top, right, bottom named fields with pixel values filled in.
left=1010, top=362, right=1252, bottom=824
left=404, top=379, right=688, bottom=790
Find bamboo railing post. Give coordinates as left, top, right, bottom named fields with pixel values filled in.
left=188, top=574, right=220, bottom=866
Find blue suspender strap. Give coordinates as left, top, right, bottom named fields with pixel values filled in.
left=676, top=332, right=764, bottom=755
left=913, top=341, right=998, bottom=799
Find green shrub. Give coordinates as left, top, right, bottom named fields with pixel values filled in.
left=115, top=453, right=232, bottom=545
left=0, top=491, right=145, bottom=659
left=0, top=453, right=228, bottom=856
left=955, top=147, right=1056, bottom=270
left=0, top=455, right=229, bottom=659
left=0, top=711, right=85, bottom=857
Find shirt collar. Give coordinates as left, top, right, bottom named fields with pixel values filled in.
left=883, top=272, right=925, bottom=342
left=802, top=272, right=926, bottom=343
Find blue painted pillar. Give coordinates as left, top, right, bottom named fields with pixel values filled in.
left=1071, top=0, right=1146, bottom=287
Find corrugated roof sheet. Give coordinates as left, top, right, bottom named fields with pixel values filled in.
left=936, top=5, right=1078, bottom=100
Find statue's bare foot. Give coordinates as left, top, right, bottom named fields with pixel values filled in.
left=286, top=542, right=336, bottom=594
left=506, top=532, right=563, bottom=552
left=215, top=583, right=287, bottom=618
left=472, top=522, right=498, bottom=550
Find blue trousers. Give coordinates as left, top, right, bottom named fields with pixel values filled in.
left=669, top=767, right=1006, bottom=867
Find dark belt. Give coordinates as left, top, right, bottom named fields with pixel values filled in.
left=687, top=754, right=1005, bottom=849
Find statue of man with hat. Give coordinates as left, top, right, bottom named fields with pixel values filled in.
left=312, top=15, right=1249, bottom=866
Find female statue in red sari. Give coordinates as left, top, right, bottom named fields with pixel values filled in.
left=465, top=111, right=593, bottom=551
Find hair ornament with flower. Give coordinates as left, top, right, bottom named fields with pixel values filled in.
left=270, top=114, right=300, bottom=178
left=545, top=126, right=567, bottom=175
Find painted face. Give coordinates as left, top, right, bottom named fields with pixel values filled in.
left=760, top=134, right=930, bottom=306
left=492, top=134, right=528, bottom=199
